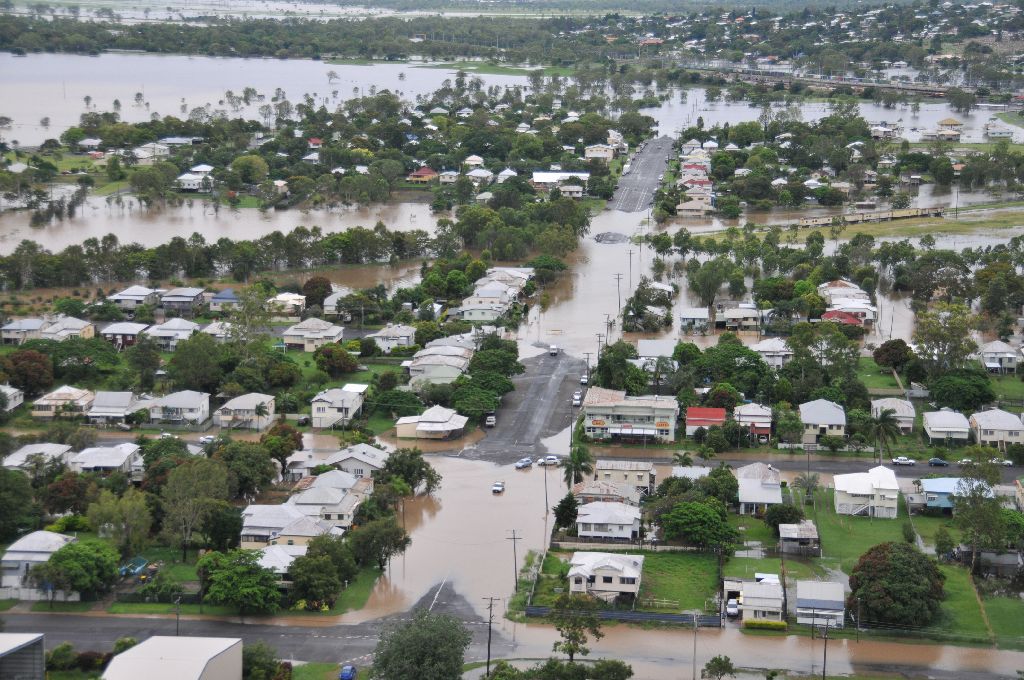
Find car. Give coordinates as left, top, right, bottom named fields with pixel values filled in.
left=572, top=395, right=582, bottom=407
left=339, top=665, right=357, bottom=680
left=491, top=481, right=505, bottom=494
left=549, top=345, right=559, bottom=356
left=116, top=423, right=132, bottom=431
left=725, top=599, right=739, bottom=618
left=928, top=457, right=950, bottom=467
left=198, top=435, right=216, bottom=445
left=296, top=415, right=311, bottom=426
left=990, top=458, right=1014, bottom=467
left=580, top=375, right=589, bottom=385
left=515, top=457, right=533, bottom=469
left=539, top=455, right=560, bottom=466
left=891, top=456, right=915, bottom=466
left=485, top=415, right=496, bottom=427
left=159, top=432, right=178, bottom=440
left=957, top=458, right=973, bottom=465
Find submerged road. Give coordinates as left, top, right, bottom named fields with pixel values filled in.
left=607, top=136, right=674, bottom=213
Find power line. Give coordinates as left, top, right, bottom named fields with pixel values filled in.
left=506, top=529, right=522, bottom=593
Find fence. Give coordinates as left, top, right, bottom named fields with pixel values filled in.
left=524, top=606, right=721, bottom=627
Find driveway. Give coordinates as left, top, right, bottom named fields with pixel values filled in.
left=607, top=136, right=675, bottom=213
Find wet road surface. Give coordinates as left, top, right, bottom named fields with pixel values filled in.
left=608, top=136, right=674, bottom=213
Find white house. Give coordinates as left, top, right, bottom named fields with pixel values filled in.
left=679, top=307, right=710, bottom=333
left=282, top=318, right=344, bottom=352
left=3, top=443, right=72, bottom=472
left=979, top=340, right=1017, bottom=373
left=1, top=318, right=48, bottom=345
left=576, top=502, right=641, bottom=541
left=149, top=390, right=210, bottom=426
left=1, top=531, right=76, bottom=588
left=735, top=403, right=773, bottom=440
left=69, top=443, right=143, bottom=478
left=145, top=318, right=200, bottom=351
left=101, top=322, right=150, bottom=350
left=799, top=399, right=846, bottom=445
left=214, top=393, right=275, bottom=431
left=103, top=636, right=242, bottom=680
left=310, top=384, right=368, bottom=429
left=740, top=580, right=785, bottom=622
left=366, top=323, right=417, bottom=354
left=107, top=285, right=160, bottom=311
left=31, top=385, right=94, bottom=420
left=202, top=321, right=232, bottom=342
left=969, top=409, right=1024, bottom=451
left=568, top=552, right=643, bottom=602
left=267, top=292, right=306, bottom=316
left=39, top=316, right=94, bottom=342
left=736, top=462, right=783, bottom=516
left=795, top=580, right=845, bottom=628
left=325, top=443, right=389, bottom=478
left=175, top=172, right=210, bottom=192
left=750, top=337, right=793, bottom=369
left=241, top=504, right=307, bottom=548
left=833, top=465, right=899, bottom=518
left=581, top=386, right=679, bottom=443
left=0, top=385, right=24, bottom=412
left=395, top=405, right=468, bottom=439
left=584, top=144, right=616, bottom=163
left=923, top=409, right=971, bottom=444
left=88, top=391, right=143, bottom=424
left=871, top=398, right=915, bottom=434
left=592, top=460, right=656, bottom=496
left=405, top=346, right=473, bottom=386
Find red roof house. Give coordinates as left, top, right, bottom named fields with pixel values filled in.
left=407, top=166, right=439, bottom=183
left=308, top=138, right=323, bottom=149
left=821, top=310, right=862, bottom=326
left=685, top=407, right=727, bottom=436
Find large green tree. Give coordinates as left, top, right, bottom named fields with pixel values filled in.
left=661, top=500, right=738, bottom=550
left=86, top=488, right=151, bottom=558
left=161, top=458, right=229, bottom=560
left=213, top=441, right=275, bottom=498
left=289, top=554, right=342, bottom=609
left=349, top=517, right=411, bottom=570
left=167, top=332, right=223, bottom=394
left=198, top=549, right=280, bottom=615
left=847, top=542, right=945, bottom=626
left=374, top=448, right=441, bottom=494
left=0, top=467, right=39, bottom=541
left=371, top=609, right=471, bottom=680
left=32, top=540, right=119, bottom=598
left=550, top=593, right=604, bottom=662
left=912, top=303, right=977, bottom=376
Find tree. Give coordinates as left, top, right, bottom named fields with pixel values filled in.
left=702, top=656, right=736, bottom=680
left=260, top=420, right=302, bottom=472
left=847, top=542, right=945, bottom=626
left=550, top=593, right=604, bottom=662
left=349, top=517, right=410, bottom=570
left=913, top=303, right=977, bottom=376
left=199, top=549, right=280, bottom=615
left=204, top=500, right=242, bottom=552
left=301, top=276, right=333, bottom=309
left=242, top=642, right=281, bottom=680
left=43, top=472, right=98, bottom=515
left=371, top=609, right=471, bottom=680
left=1, top=349, right=53, bottom=395
left=0, top=467, right=38, bottom=541
left=161, top=458, right=229, bottom=560
left=954, top=460, right=1004, bottom=572
left=792, top=472, right=820, bottom=502
left=86, top=488, right=151, bottom=558
left=872, top=339, right=913, bottom=372
left=306, top=534, right=358, bottom=585
left=230, top=155, right=269, bottom=184
left=313, top=342, right=358, bottom=377
left=374, top=448, right=441, bottom=494
left=167, top=332, right=223, bottom=394
left=661, top=500, right=738, bottom=550
left=290, top=554, right=342, bottom=609
left=213, top=441, right=275, bottom=498
left=763, top=504, right=804, bottom=536
left=891, top=192, right=911, bottom=209
left=934, top=525, right=955, bottom=559
left=562, top=443, right=594, bottom=490
left=866, top=408, right=901, bottom=464
left=554, top=492, right=579, bottom=529
left=33, top=540, right=119, bottom=598
left=929, top=370, right=995, bottom=413
left=124, top=336, right=161, bottom=390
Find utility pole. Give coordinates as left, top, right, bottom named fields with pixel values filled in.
left=821, top=619, right=830, bottom=680
left=483, top=596, right=498, bottom=677
left=583, top=352, right=592, bottom=379
left=596, top=333, right=605, bottom=360
left=507, top=530, right=522, bottom=592
left=856, top=597, right=861, bottom=643
left=691, top=614, right=698, bottom=680
left=613, top=273, right=623, bottom=312
left=174, top=596, right=181, bottom=636
left=627, top=249, right=633, bottom=289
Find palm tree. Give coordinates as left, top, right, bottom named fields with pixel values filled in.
left=254, top=401, right=269, bottom=430
left=672, top=451, right=693, bottom=467
left=561, top=443, right=594, bottom=491
left=866, top=408, right=901, bottom=464
left=793, top=472, right=820, bottom=505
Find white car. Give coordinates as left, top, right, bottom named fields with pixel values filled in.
left=485, top=415, right=496, bottom=427
left=580, top=375, right=589, bottom=385
left=725, top=599, right=739, bottom=617
left=891, top=456, right=915, bottom=466
left=990, top=458, right=1014, bottom=467
left=198, top=435, right=216, bottom=445
left=957, top=458, right=973, bottom=466
left=515, top=457, right=533, bottom=469
left=539, top=455, right=560, bottom=466
left=159, top=432, right=178, bottom=440
left=491, top=481, right=505, bottom=494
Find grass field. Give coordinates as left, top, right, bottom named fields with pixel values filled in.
left=322, top=566, right=378, bottom=615
left=930, top=565, right=990, bottom=641
left=982, top=596, right=1024, bottom=649
left=106, top=602, right=237, bottom=615
left=909, top=513, right=960, bottom=550
left=723, top=556, right=825, bottom=581
left=729, top=514, right=776, bottom=546
left=990, top=373, right=1024, bottom=400
left=636, top=552, right=719, bottom=611
left=813, top=490, right=905, bottom=574
left=856, top=357, right=901, bottom=390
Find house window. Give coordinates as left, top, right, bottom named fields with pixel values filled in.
left=354, top=468, right=364, bottom=477
left=984, top=429, right=994, bottom=436
left=1012, top=432, right=1020, bottom=437
left=592, top=523, right=609, bottom=532
left=287, top=540, right=294, bottom=545
left=602, top=576, right=613, bottom=584
left=324, top=514, right=332, bottom=520
left=620, top=577, right=636, bottom=585
left=574, top=577, right=583, bottom=584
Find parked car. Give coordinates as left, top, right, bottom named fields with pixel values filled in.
left=990, top=458, right=1014, bottom=467
left=491, top=481, right=505, bottom=494
left=580, top=375, right=589, bottom=385
left=339, top=665, right=357, bottom=680
left=928, top=457, right=950, bottom=467
left=725, top=599, right=739, bottom=618
left=485, top=415, right=496, bottom=427
left=539, top=455, right=560, bottom=466
left=198, top=435, right=216, bottom=445
left=159, top=432, right=178, bottom=440
left=296, top=415, right=311, bottom=426
left=515, top=457, right=533, bottom=469
left=116, top=422, right=132, bottom=431
left=891, top=456, right=915, bottom=466
left=957, top=458, right=973, bottom=465
left=549, top=345, right=559, bottom=356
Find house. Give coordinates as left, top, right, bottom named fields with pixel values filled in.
left=735, top=403, right=773, bottom=441
left=584, top=144, right=615, bottom=163
left=582, top=386, right=679, bottom=443
left=670, top=466, right=711, bottom=482
left=366, top=323, right=417, bottom=353
left=1, top=531, right=76, bottom=588
left=439, top=170, right=459, bottom=184
left=740, top=580, right=785, bottom=622
left=558, top=184, right=583, bottom=199
left=799, top=399, right=846, bottom=445
left=0, top=385, right=23, bottom=412
left=826, top=300, right=877, bottom=325
left=736, top=462, right=783, bottom=516
left=795, top=581, right=845, bottom=628
left=100, top=322, right=150, bottom=350
left=779, top=520, right=820, bottom=556
left=592, top=460, right=656, bottom=496
left=405, top=346, right=473, bottom=385
left=572, top=479, right=642, bottom=506
left=175, top=173, right=209, bottom=192
left=576, top=502, right=641, bottom=541
left=969, top=549, right=1024, bottom=577
left=911, top=477, right=992, bottom=514
left=209, top=289, right=239, bottom=313
left=287, top=483, right=363, bottom=530
left=310, top=384, right=368, bottom=429
left=722, top=306, right=760, bottom=331
left=395, top=405, right=468, bottom=439
left=32, top=385, right=94, bottom=420
left=679, top=307, right=710, bottom=333
left=3, top=443, right=72, bottom=472
left=923, top=409, right=971, bottom=444
left=530, top=170, right=591, bottom=191
left=466, top=168, right=494, bottom=186
left=282, top=318, right=344, bottom=352
left=407, top=166, right=438, bottom=183
left=871, top=398, right=915, bottom=434
left=70, top=443, right=143, bottom=478
left=257, top=544, right=307, bottom=584
left=685, top=407, right=727, bottom=436
left=149, top=390, right=210, bottom=426
left=833, top=466, right=899, bottom=518
left=241, top=504, right=307, bottom=548
left=267, top=292, right=306, bottom=316
left=145, top=318, right=199, bottom=351
left=969, top=409, right=1024, bottom=451
left=37, top=316, right=94, bottom=342
left=160, top=287, right=205, bottom=315
left=202, top=321, right=232, bottom=343
left=464, top=154, right=484, bottom=168
left=102, top=636, right=243, bottom=680
left=267, top=515, right=341, bottom=547
left=214, top=393, right=275, bottom=431
left=496, top=168, right=517, bottom=184
left=751, top=337, right=793, bottom=369
left=0, top=633, right=44, bottom=679
left=675, top=198, right=714, bottom=216
left=979, top=340, right=1017, bottom=373
left=107, top=285, right=160, bottom=311
left=324, top=443, right=389, bottom=478
left=1, top=318, right=48, bottom=345
left=568, top=552, right=643, bottom=602
left=88, top=391, right=143, bottom=425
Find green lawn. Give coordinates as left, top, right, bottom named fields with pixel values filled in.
left=326, top=566, right=378, bottom=615
left=723, top=556, right=825, bottom=581
left=813, top=490, right=906, bottom=574
left=31, top=600, right=93, bottom=612
left=141, top=545, right=199, bottom=583
left=637, top=552, right=719, bottom=611
left=990, top=374, right=1024, bottom=400
left=0, top=599, right=17, bottom=611
left=982, top=596, right=1024, bottom=649
left=364, top=412, right=395, bottom=435
left=856, top=357, right=900, bottom=390
left=107, top=602, right=237, bottom=615
left=909, top=513, right=960, bottom=550
left=930, top=565, right=990, bottom=642
left=48, top=672, right=102, bottom=680
left=729, top=515, right=776, bottom=546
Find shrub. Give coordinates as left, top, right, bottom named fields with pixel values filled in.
left=75, top=650, right=107, bottom=670
left=902, top=521, right=916, bottom=544
left=743, top=619, right=787, bottom=630
left=45, top=514, right=91, bottom=533
left=113, top=637, right=138, bottom=655
left=46, top=642, right=76, bottom=670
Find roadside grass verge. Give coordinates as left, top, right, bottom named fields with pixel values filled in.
left=0, top=599, right=17, bottom=611
left=106, top=602, right=237, bottom=615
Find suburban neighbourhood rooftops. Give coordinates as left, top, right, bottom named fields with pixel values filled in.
left=970, top=408, right=1023, bottom=430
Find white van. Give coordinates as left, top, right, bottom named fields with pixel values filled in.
left=549, top=345, right=559, bottom=356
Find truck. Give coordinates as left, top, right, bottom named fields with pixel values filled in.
left=891, top=456, right=915, bottom=466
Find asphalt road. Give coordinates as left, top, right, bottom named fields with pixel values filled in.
left=461, top=348, right=585, bottom=464
left=607, top=136, right=675, bottom=213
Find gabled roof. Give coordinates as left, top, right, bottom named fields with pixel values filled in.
left=155, top=390, right=209, bottom=409
left=568, top=551, right=644, bottom=580
left=310, top=469, right=358, bottom=491
left=871, top=398, right=915, bottom=419
left=970, top=408, right=1022, bottom=430
left=979, top=340, right=1015, bottom=356
left=923, top=409, right=970, bottom=431
left=102, top=322, right=149, bottom=335
left=834, top=465, right=898, bottom=494
left=71, top=443, right=140, bottom=468
left=577, top=501, right=641, bottom=525
left=3, top=530, right=74, bottom=555
left=218, top=393, right=273, bottom=411
left=4, top=442, right=71, bottom=468
left=799, top=399, right=845, bottom=425
left=109, top=285, right=156, bottom=300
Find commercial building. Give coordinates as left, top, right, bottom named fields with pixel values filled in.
left=582, top=386, right=679, bottom=443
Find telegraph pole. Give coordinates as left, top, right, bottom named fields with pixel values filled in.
left=483, top=596, right=498, bottom=676
left=627, top=249, right=633, bottom=289
left=613, top=273, right=623, bottom=312
left=691, top=614, right=698, bottom=680
left=583, top=352, right=592, bottom=380
left=507, top=530, right=522, bottom=592
left=596, top=333, right=605, bottom=360
left=821, top=619, right=830, bottom=680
